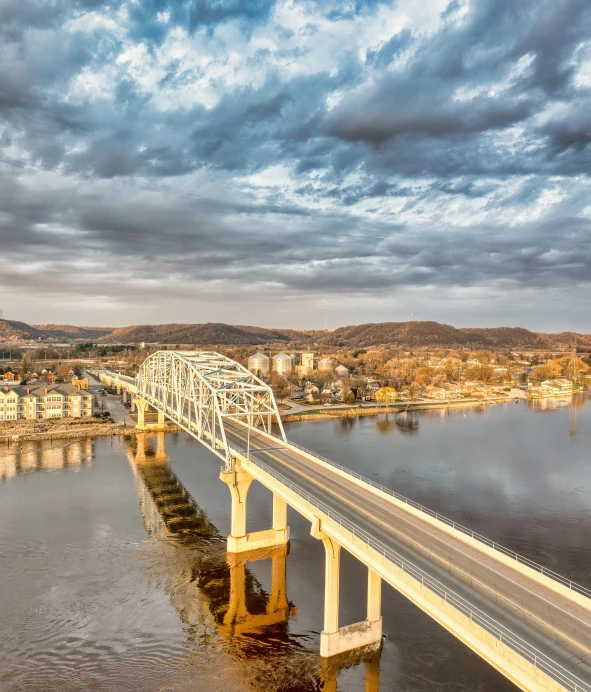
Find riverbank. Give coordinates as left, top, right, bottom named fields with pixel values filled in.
left=0, top=396, right=519, bottom=440
left=0, top=421, right=180, bottom=442
left=280, top=396, right=518, bottom=422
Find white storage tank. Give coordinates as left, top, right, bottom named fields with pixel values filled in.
left=335, top=364, right=349, bottom=378
left=273, top=353, right=293, bottom=375
left=318, top=357, right=334, bottom=372
left=248, top=352, right=270, bottom=376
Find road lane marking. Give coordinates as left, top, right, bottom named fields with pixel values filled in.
left=226, top=425, right=591, bottom=656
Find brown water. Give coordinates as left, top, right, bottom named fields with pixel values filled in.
left=1, top=395, right=590, bottom=691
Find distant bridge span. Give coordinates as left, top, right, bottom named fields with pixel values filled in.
left=100, top=351, right=591, bottom=692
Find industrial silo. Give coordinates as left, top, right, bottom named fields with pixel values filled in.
left=301, top=352, right=315, bottom=371
left=318, top=357, right=334, bottom=372
left=335, top=364, right=350, bottom=378
left=273, top=353, right=293, bottom=375
left=248, top=352, right=270, bottom=376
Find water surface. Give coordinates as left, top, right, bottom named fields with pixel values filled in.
left=1, top=395, right=590, bottom=691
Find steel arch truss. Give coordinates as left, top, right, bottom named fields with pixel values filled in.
left=137, top=351, right=286, bottom=461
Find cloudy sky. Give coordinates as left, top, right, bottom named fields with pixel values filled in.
left=1, top=0, right=590, bottom=330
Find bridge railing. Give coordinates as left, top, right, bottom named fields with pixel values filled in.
left=266, top=431, right=591, bottom=601
left=230, top=446, right=591, bottom=692
left=100, top=369, right=136, bottom=386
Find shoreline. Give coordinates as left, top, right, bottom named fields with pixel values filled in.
left=280, top=396, right=519, bottom=423
left=0, top=423, right=179, bottom=443
left=0, top=397, right=518, bottom=441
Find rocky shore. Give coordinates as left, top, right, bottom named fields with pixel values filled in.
left=0, top=420, right=179, bottom=442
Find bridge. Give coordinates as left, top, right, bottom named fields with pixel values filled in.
left=125, top=432, right=381, bottom=691
left=99, top=351, right=591, bottom=692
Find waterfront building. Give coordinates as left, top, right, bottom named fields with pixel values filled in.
left=540, top=379, right=573, bottom=396
left=425, top=385, right=447, bottom=400
left=0, top=383, right=94, bottom=421
left=442, top=382, right=463, bottom=399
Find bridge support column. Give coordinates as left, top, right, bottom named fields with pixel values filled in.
left=122, top=390, right=128, bottom=403
left=220, top=462, right=290, bottom=553
left=272, top=493, right=289, bottom=545
left=158, top=409, right=166, bottom=428
left=311, top=519, right=382, bottom=658
left=134, top=398, right=149, bottom=429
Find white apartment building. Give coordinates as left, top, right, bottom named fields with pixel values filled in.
left=0, top=383, right=94, bottom=421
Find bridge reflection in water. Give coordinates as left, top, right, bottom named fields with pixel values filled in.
left=126, top=432, right=381, bottom=691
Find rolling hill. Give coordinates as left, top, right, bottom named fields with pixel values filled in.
left=0, top=319, right=46, bottom=343
left=1, top=318, right=589, bottom=350
left=99, top=323, right=303, bottom=345
left=32, top=324, right=114, bottom=340
left=319, top=321, right=554, bottom=350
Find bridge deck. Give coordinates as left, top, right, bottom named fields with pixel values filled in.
left=98, top=361, right=591, bottom=690
left=223, top=420, right=591, bottom=688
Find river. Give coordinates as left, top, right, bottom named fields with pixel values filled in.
left=1, top=395, right=590, bottom=691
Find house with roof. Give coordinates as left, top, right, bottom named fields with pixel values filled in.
left=71, top=377, right=89, bottom=390
left=289, top=384, right=304, bottom=400
left=303, top=382, right=320, bottom=402
left=442, top=382, right=463, bottom=399
left=0, top=387, right=19, bottom=419
left=425, top=385, right=447, bottom=400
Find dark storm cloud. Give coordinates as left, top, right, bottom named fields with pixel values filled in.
left=0, top=0, right=590, bottom=322
left=324, top=0, right=591, bottom=175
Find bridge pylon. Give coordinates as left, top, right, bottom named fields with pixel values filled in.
left=311, top=518, right=382, bottom=658
left=133, top=397, right=167, bottom=430
left=220, top=460, right=290, bottom=553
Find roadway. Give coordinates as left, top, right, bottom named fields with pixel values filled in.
left=83, top=371, right=133, bottom=424
left=223, top=419, right=591, bottom=688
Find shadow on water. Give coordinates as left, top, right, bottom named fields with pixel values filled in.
left=125, top=433, right=382, bottom=692
left=374, top=414, right=396, bottom=435
left=394, top=412, right=419, bottom=435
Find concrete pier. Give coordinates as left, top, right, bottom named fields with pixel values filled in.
left=312, top=519, right=382, bottom=658
left=220, top=464, right=290, bottom=553
left=134, top=398, right=148, bottom=429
